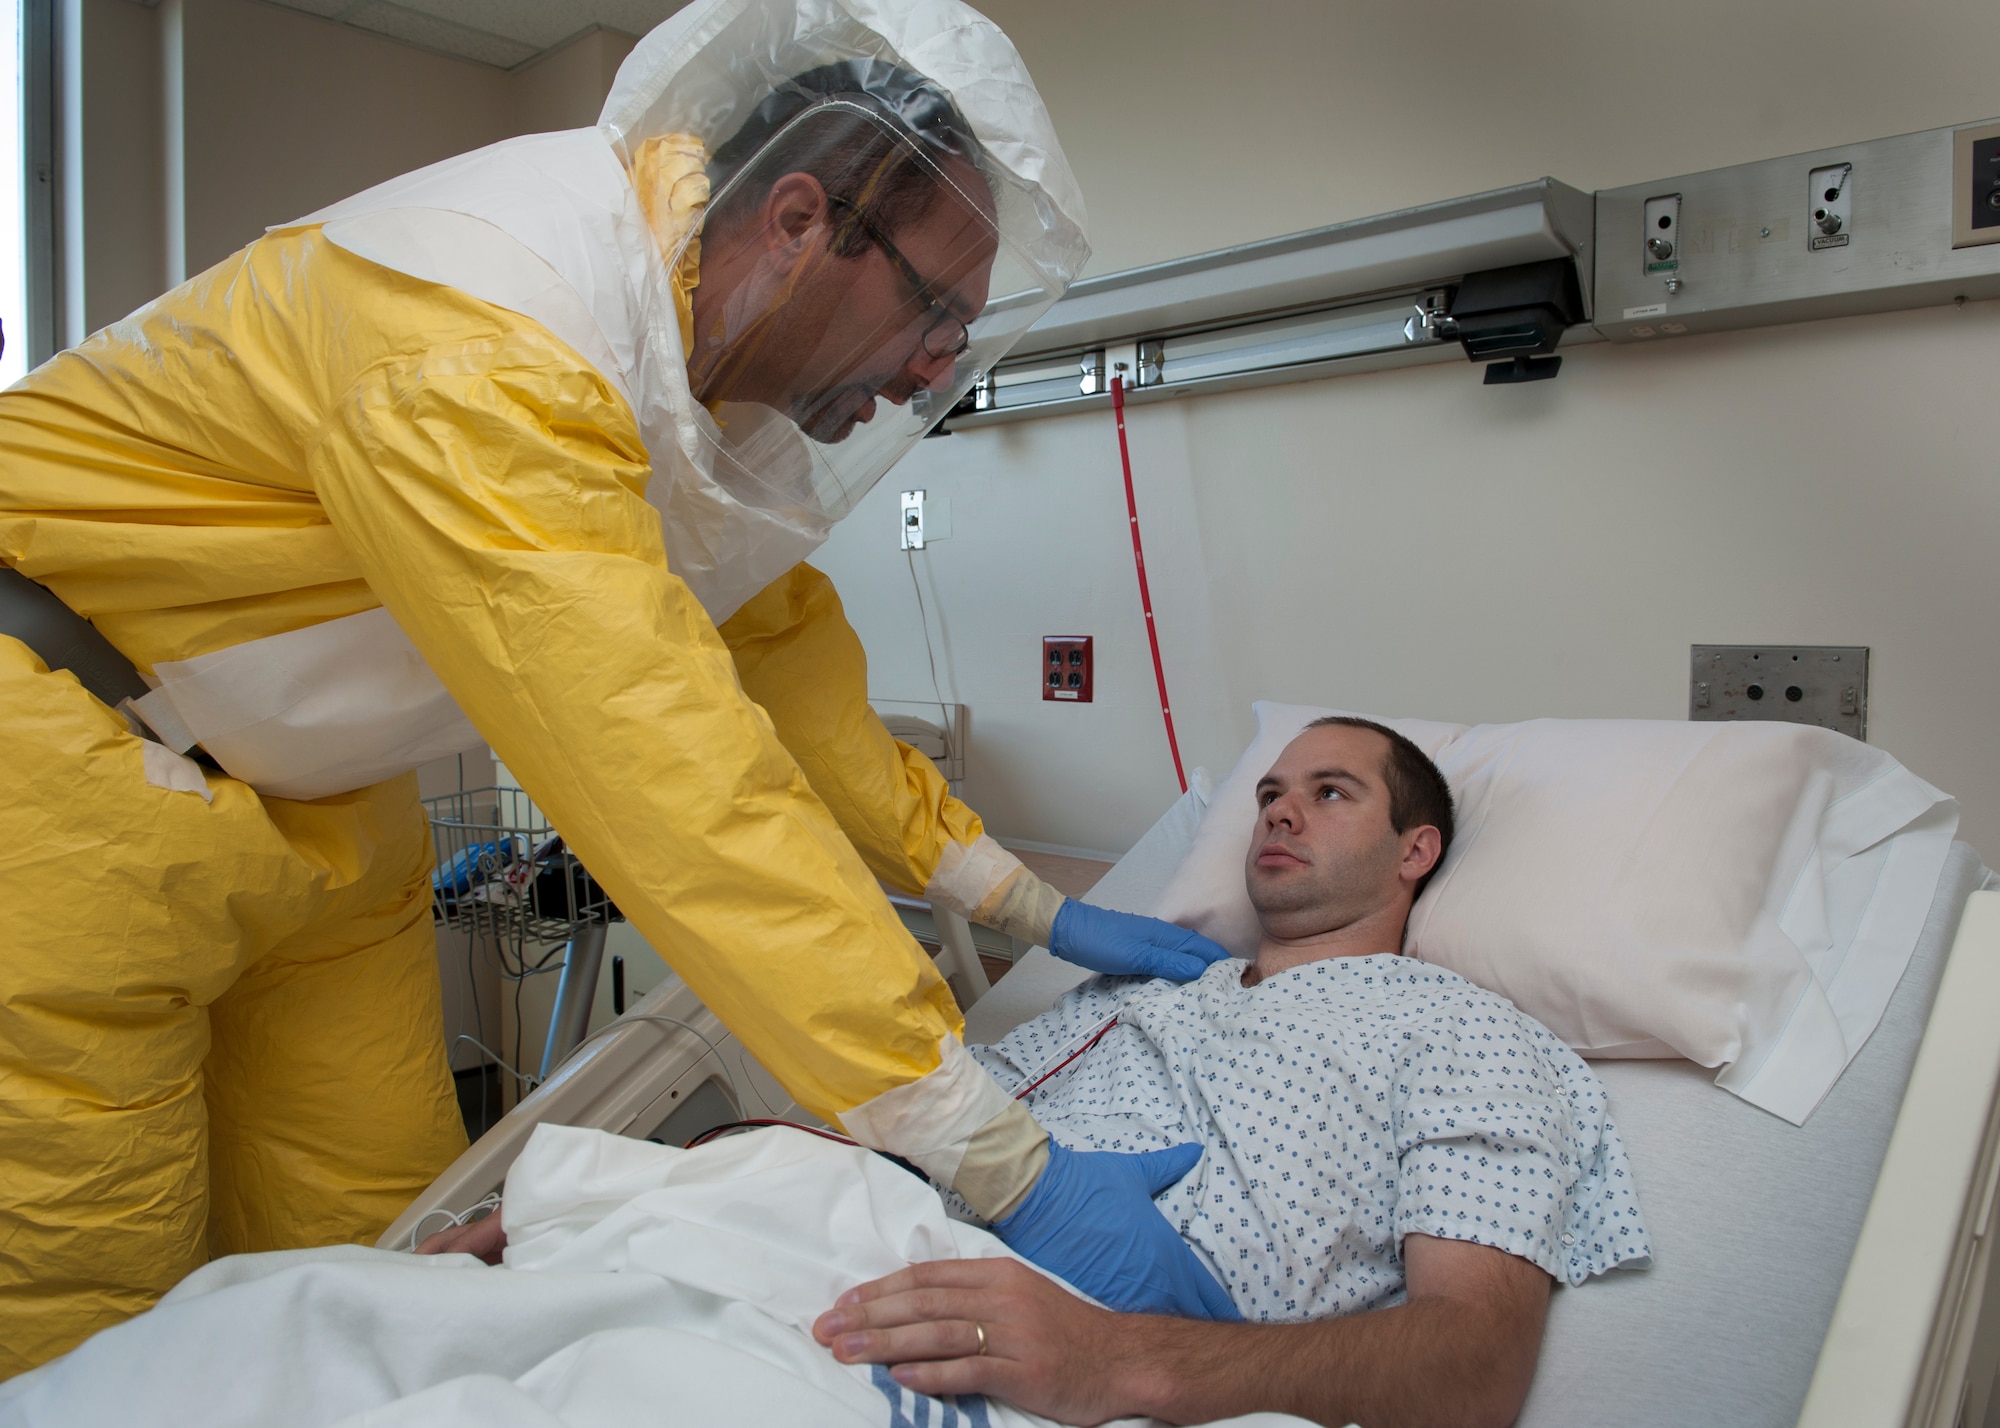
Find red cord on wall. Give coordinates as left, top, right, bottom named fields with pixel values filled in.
left=1110, top=375, right=1187, bottom=795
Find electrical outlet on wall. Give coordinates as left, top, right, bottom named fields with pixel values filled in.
left=898, top=489, right=951, bottom=548
left=1042, top=636, right=1093, bottom=702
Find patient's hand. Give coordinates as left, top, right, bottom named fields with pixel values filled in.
left=817, top=1234, right=1551, bottom=1428
left=414, top=1210, right=507, bottom=1265
left=815, top=1258, right=1136, bottom=1425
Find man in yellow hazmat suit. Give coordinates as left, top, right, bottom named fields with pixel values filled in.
left=0, top=0, right=1239, bottom=1374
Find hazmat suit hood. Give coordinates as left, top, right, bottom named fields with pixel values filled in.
left=294, top=0, right=1088, bottom=622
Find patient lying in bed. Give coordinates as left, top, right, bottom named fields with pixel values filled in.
left=9, top=720, right=1650, bottom=1428
left=816, top=717, right=1651, bottom=1428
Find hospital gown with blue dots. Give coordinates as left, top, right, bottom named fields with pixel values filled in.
left=972, top=954, right=1651, bottom=1322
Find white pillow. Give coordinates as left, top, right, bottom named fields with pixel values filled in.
left=1153, top=702, right=1958, bottom=1124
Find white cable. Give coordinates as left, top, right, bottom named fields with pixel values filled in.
left=422, top=1013, right=737, bottom=1258
left=406, top=1189, right=503, bottom=1253
left=551, top=1011, right=729, bottom=1078
left=406, top=1208, right=460, bottom=1251
left=451, top=1035, right=537, bottom=1089
left=455, top=1010, right=732, bottom=1119
left=905, top=546, right=955, bottom=764
left=408, top=1017, right=729, bottom=1255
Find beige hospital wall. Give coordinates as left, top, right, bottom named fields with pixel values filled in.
left=511, top=28, right=637, bottom=136
left=180, top=5, right=636, bottom=270
left=175, top=0, right=518, bottom=275
left=811, top=0, right=2000, bottom=861
left=65, top=0, right=633, bottom=333
left=972, top=0, right=2000, bottom=279
left=62, top=0, right=513, bottom=331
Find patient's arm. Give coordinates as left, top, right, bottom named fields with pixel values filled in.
left=813, top=1233, right=1551, bottom=1428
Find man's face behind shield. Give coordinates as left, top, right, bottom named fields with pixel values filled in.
left=688, top=146, right=999, bottom=445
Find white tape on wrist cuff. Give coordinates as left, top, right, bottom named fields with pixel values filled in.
left=836, top=1034, right=1017, bottom=1188
left=923, top=834, right=1022, bottom=921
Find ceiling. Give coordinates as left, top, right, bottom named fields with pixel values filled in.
left=262, top=0, right=688, bottom=70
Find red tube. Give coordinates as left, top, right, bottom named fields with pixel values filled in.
left=1110, top=375, right=1188, bottom=794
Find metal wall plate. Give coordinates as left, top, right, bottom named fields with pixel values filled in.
left=1022, top=178, right=1595, bottom=356
left=1689, top=645, right=1868, bottom=740
left=1952, top=120, right=2000, bottom=248
left=1598, top=121, right=2000, bottom=344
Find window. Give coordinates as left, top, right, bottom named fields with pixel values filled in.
left=0, top=0, right=25, bottom=386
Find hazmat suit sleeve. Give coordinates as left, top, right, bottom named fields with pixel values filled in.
left=306, top=326, right=1042, bottom=1213
left=720, top=563, right=1067, bottom=949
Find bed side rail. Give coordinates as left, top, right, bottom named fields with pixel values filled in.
left=1799, top=890, right=2000, bottom=1428
left=375, top=973, right=795, bottom=1253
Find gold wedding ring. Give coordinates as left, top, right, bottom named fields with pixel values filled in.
left=973, top=1321, right=989, bottom=1356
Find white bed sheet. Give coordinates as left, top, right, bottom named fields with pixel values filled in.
left=1522, top=842, right=1990, bottom=1427
left=0, top=1124, right=1308, bottom=1428
left=970, top=789, right=1992, bottom=1428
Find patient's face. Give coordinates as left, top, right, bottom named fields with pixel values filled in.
left=1245, top=724, right=1409, bottom=941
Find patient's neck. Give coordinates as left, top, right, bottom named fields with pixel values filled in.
left=1243, top=898, right=1413, bottom=986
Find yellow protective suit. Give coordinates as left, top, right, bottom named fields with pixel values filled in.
left=721, top=563, right=983, bottom=890
left=0, top=229, right=991, bottom=1372
left=0, top=641, right=465, bottom=1374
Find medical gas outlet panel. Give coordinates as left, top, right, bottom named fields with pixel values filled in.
left=1597, top=117, right=2000, bottom=344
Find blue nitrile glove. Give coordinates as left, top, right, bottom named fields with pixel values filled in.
left=990, top=1140, right=1241, bottom=1321
left=1047, top=899, right=1234, bottom=981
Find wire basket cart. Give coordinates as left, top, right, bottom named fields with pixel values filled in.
left=427, top=787, right=622, bottom=1094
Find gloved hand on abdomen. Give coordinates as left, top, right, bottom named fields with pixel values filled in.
left=989, top=1140, right=1241, bottom=1322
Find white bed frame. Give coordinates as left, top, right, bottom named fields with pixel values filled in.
left=1800, top=890, right=2000, bottom=1428
left=380, top=973, right=815, bottom=1252
left=384, top=891, right=2000, bottom=1428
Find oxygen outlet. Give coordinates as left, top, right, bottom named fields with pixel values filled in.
left=1642, top=194, right=1681, bottom=275
left=1808, top=163, right=1853, bottom=251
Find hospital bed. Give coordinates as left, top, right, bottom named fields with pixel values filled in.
left=382, top=784, right=2000, bottom=1428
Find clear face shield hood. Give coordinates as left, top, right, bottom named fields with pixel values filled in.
left=599, top=2, right=1089, bottom=620
left=680, top=102, right=1060, bottom=529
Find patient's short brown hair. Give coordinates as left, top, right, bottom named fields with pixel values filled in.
left=1305, top=716, right=1455, bottom=892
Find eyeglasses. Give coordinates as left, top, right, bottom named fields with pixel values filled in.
left=826, top=194, right=972, bottom=362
